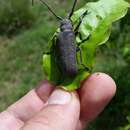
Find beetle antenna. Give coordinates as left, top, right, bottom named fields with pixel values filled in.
left=39, top=0, right=63, bottom=21
left=32, top=0, right=34, bottom=5
left=69, top=0, right=77, bottom=19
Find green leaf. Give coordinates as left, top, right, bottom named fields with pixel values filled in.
left=72, top=0, right=130, bottom=68
left=43, top=0, right=129, bottom=91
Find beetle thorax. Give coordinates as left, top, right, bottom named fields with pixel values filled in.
left=60, top=19, right=73, bottom=32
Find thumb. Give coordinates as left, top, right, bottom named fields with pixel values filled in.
left=21, top=89, right=80, bottom=130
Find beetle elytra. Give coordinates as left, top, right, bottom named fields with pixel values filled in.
left=33, top=0, right=89, bottom=79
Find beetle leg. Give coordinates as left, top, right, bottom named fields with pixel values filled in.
left=74, top=10, right=89, bottom=34
left=76, top=46, right=89, bottom=71
left=74, top=17, right=82, bottom=33
left=77, top=36, right=90, bottom=46
left=74, top=10, right=90, bottom=46
left=43, top=34, right=57, bottom=55
left=76, top=48, right=79, bottom=65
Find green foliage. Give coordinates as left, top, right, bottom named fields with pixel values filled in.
left=0, top=0, right=36, bottom=35
left=43, top=0, right=129, bottom=91
left=72, top=0, right=129, bottom=68
left=91, top=9, right=130, bottom=130
left=0, top=4, right=56, bottom=110
left=117, top=116, right=130, bottom=130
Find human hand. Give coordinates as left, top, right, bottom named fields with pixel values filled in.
left=0, top=73, right=116, bottom=130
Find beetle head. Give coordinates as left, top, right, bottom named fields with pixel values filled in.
left=60, top=19, right=73, bottom=31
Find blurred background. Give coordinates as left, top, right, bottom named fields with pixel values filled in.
left=0, top=0, right=129, bottom=130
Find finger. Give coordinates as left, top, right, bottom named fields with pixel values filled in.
left=21, top=89, right=80, bottom=130
left=79, top=73, right=116, bottom=126
left=5, top=81, right=54, bottom=122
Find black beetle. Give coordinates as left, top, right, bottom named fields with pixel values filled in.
left=33, top=0, right=89, bottom=78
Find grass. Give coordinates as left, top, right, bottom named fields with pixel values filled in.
left=0, top=21, right=56, bottom=110
left=0, top=4, right=54, bottom=111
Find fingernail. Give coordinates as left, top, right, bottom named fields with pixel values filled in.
left=48, top=89, right=71, bottom=105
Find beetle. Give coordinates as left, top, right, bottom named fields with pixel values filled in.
left=32, top=0, right=89, bottom=79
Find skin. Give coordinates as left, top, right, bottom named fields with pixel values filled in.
left=0, top=72, right=116, bottom=130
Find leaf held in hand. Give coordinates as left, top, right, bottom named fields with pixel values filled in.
left=43, top=0, right=130, bottom=91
